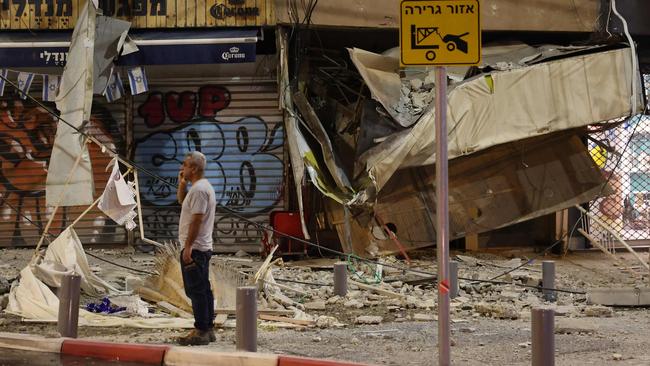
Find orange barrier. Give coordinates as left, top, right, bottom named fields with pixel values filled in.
left=61, top=339, right=169, bottom=365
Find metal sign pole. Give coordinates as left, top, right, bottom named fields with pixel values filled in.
left=435, top=65, right=450, bottom=366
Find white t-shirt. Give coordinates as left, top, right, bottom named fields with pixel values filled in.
left=178, top=178, right=216, bottom=251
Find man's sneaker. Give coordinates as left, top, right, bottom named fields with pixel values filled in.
left=178, top=329, right=211, bottom=346
left=208, top=329, right=216, bottom=342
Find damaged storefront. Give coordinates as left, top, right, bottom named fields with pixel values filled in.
left=0, top=0, right=281, bottom=253
left=278, top=23, right=646, bottom=257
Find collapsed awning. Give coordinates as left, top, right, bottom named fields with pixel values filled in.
left=0, top=28, right=258, bottom=67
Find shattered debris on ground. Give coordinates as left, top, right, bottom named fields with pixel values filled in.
left=1, top=246, right=649, bottom=365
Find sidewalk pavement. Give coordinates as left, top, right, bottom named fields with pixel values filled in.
left=0, top=332, right=371, bottom=366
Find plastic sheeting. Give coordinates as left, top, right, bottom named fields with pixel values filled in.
left=98, top=160, right=137, bottom=231
left=350, top=46, right=644, bottom=202
left=5, top=227, right=193, bottom=328
left=46, top=1, right=132, bottom=207
left=46, top=1, right=97, bottom=207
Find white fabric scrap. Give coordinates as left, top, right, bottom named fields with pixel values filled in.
left=6, top=226, right=193, bottom=328
left=98, top=159, right=137, bottom=231
left=109, top=294, right=150, bottom=317
left=42, top=227, right=120, bottom=295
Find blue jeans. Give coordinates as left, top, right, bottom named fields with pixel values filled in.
left=180, top=249, right=214, bottom=331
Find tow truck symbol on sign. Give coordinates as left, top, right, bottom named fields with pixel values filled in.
left=410, top=24, right=469, bottom=61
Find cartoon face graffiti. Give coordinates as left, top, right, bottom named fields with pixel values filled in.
left=0, top=95, right=122, bottom=245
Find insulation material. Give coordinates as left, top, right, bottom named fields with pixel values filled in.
left=98, top=160, right=137, bottom=231
left=46, top=0, right=97, bottom=207
left=349, top=46, right=643, bottom=201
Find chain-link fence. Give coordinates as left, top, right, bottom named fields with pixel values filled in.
left=587, top=74, right=650, bottom=243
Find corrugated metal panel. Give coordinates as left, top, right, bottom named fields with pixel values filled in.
left=0, top=79, right=127, bottom=247
left=133, top=77, right=284, bottom=253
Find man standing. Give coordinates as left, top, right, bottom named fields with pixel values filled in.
left=177, top=151, right=217, bottom=346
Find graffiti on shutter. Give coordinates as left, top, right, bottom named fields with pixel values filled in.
left=133, top=80, right=284, bottom=251
left=0, top=91, right=126, bottom=246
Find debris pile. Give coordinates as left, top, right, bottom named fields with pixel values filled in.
left=392, top=72, right=436, bottom=125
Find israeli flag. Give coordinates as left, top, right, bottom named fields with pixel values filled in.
left=104, top=70, right=125, bottom=102
left=0, top=69, right=7, bottom=97
left=17, top=72, right=34, bottom=99
left=42, top=74, right=61, bottom=102
left=127, top=66, right=148, bottom=95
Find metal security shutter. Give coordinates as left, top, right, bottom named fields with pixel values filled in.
left=0, top=79, right=128, bottom=247
left=133, top=77, right=284, bottom=253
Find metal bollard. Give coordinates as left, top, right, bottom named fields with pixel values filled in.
left=542, top=261, right=556, bottom=302
left=236, top=286, right=257, bottom=352
left=531, top=307, right=555, bottom=366
left=333, top=262, right=348, bottom=297
left=449, top=261, right=459, bottom=299
left=58, top=273, right=81, bottom=338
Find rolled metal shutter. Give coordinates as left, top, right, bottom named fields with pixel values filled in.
left=0, top=81, right=127, bottom=247
left=133, top=77, right=284, bottom=253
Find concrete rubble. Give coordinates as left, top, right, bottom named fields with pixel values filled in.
left=1, top=246, right=645, bottom=333
left=249, top=252, right=640, bottom=330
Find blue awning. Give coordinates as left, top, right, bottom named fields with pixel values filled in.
left=0, top=29, right=258, bottom=68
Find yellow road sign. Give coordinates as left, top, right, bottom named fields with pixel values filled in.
left=400, top=0, right=481, bottom=66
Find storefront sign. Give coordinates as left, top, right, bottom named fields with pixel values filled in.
left=210, top=2, right=260, bottom=20
left=0, top=44, right=255, bottom=67
left=0, top=0, right=272, bottom=29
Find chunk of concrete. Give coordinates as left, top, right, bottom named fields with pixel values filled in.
left=355, top=316, right=383, bottom=324
left=555, top=318, right=598, bottom=334
left=0, top=294, right=8, bottom=310
left=583, top=305, right=613, bottom=317
left=474, top=302, right=519, bottom=319
left=587, top=287, right=641, bottom=306
left=304, top=301, right=326, bottom=311
left=0, top=277, right=10, bottom=295
left=413, top=313, right=436, bottom=321
left=344, top=299, right=364, bottom=309
left=640, top=288, right=650, bottom=305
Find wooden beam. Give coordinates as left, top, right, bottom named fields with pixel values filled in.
left=349, top=280, right=406, bottom=299
left=465, top=234, right=480, bottom=251
left=157, top=301, right=192, bottom=319
left=258, top=314, right=315, bottom=326
left=214, top=308, right=295, bottom=316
